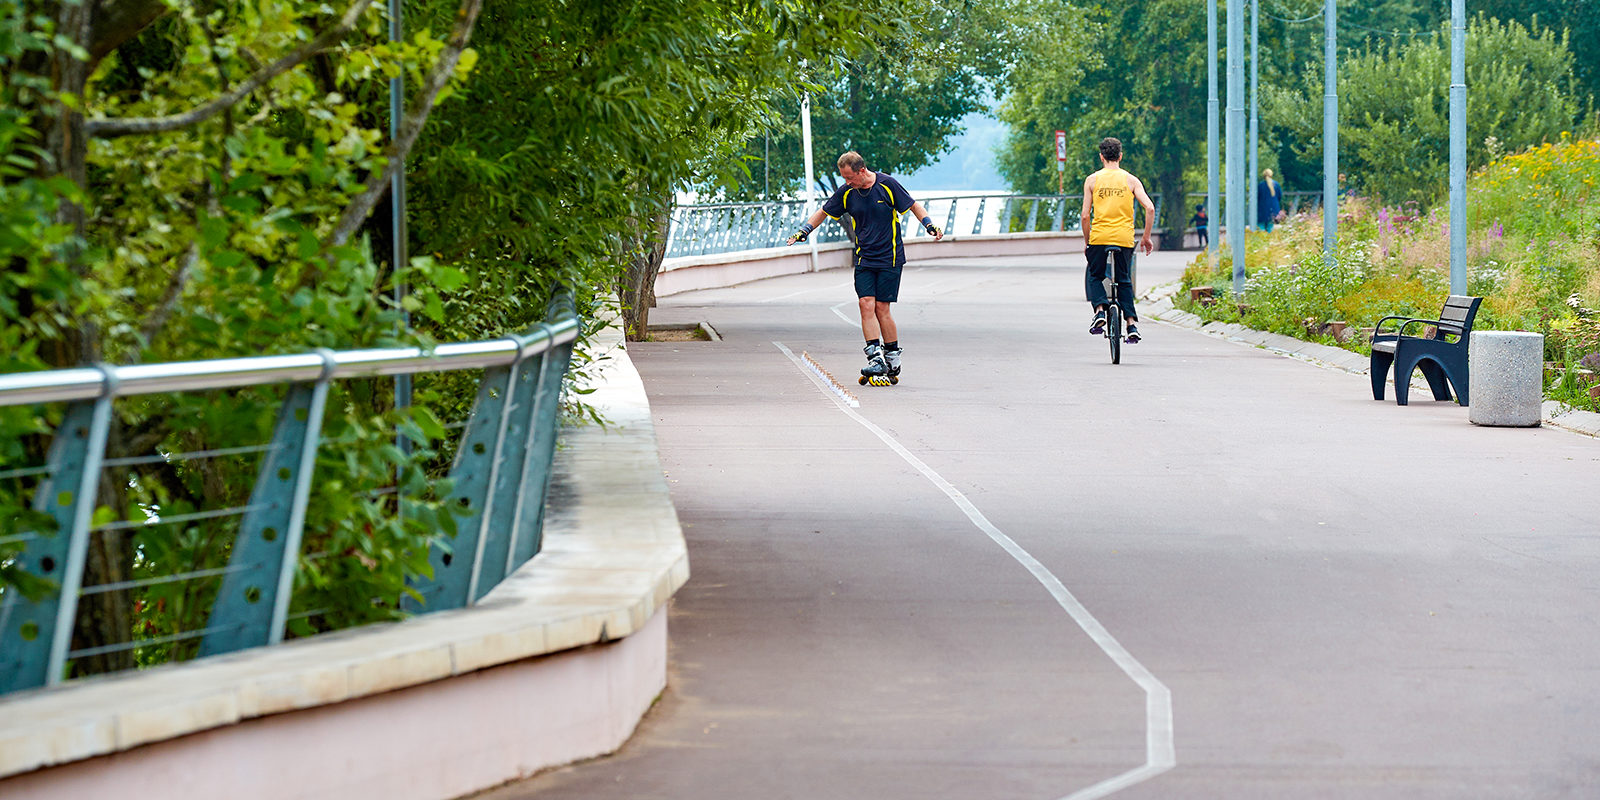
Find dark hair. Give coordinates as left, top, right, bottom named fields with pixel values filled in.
left=1099, top=137, right=1122, bottom=162
left=837, top=151, right=867, bottom=172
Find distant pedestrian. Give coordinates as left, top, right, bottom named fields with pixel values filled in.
left=1257, top=168, right=1282, bottom=232
left=1190, top=203, right=1208, bottom=248
left=787, top=151, right=943, bottom=380
left=1082, top=137, right=1155, bottom=344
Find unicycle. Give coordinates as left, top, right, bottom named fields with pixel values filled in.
left=1102, top=246, right=1130, bottom=364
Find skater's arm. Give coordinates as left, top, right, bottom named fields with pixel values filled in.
left=1131, top=175, right=1156, bottom=255
left=786, top=208, right=830, bottom=245
left=907, top=200, right=944, bottom=241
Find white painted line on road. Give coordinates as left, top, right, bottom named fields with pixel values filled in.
left=772, top=340, right=1176, bottom=800
left=829, top=301, right=857, bottom=328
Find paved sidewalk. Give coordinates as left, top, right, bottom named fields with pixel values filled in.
left=479, top=251, right=1600, bottom=800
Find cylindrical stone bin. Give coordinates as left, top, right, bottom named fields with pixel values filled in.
left=1469, top=331, right=1544, bottom=427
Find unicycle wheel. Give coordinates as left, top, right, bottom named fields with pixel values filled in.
left=1108, top=306, right=1123, bottom=364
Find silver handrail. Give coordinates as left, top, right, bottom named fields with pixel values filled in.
left=0, top=318, right=579, bottom=406
left=0, top=296, right=581, bottom=694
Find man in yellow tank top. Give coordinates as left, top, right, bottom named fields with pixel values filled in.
left=1081, top=137, right=1155, bottom=342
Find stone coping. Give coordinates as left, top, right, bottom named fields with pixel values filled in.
left=0, top=326, right=688, bottom=780
left=1144, top=285, right=1600, bottom=438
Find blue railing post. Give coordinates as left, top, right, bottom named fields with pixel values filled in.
left=508, top=295, right=576, bottom=570
left=1054, top=197, right=1066, bottom=231
left=971, top=198, right=986, bottom=235
left=0, top=381, right=114, bottom=692
left=404, top=358, right=518, bottom=611
left=200, top=354, right=334, bottom=656
left=469, top=332, right=545, bottom=597
left=1026, top=199, right=1041, bottom=231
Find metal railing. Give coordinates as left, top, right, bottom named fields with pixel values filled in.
left=664, top=194, right=1166, bottom=259
left=0, top=295, right=578, bottom=694
left=1181, top=191, right=1324, bottom=228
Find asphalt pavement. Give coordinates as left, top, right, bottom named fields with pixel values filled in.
left=476, top=250, right=1600, bottom=800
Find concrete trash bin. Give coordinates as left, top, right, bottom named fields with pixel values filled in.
left=1468, top=331, right=1543, bottom=427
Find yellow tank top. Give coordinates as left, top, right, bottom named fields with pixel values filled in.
left=1088, top=168, right=1135, bottom=248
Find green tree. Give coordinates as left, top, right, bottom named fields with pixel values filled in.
left=723, top=0, right=1054, bottom=201
left=1474, top=0, right=1600, bottom=106
left=1265, top=15, right=1585, bottom=205
left=996, top=0, right=1200, bottom=239
left=1, top=0, right=903, bottom=677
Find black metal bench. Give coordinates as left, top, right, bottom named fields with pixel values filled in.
left=1369, top=295, right=1482, bottom=406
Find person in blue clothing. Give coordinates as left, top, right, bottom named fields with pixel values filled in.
left=788, top=151, right=944, bottom=379
left=1189, top=203, right=1208, bottom=248
left=1256, top=168, right=1282, bottom=232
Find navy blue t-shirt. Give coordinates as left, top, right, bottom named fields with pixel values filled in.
left=822, top=173, right=916, bottom=270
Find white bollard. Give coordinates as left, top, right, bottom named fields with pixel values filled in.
left=1469, top=331, right=1543, bottom=427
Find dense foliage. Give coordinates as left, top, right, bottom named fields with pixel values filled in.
left=1266, top=15, right=1585, bottom=205
left=0, top=0, right=897, bottom=676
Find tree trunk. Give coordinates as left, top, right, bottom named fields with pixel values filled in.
left=619, top=196, right=673, bottom=342
left=51, top=0, right=135, bottom=674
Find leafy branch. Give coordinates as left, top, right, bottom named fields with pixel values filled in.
left=85, top=0, right=377, bottom=139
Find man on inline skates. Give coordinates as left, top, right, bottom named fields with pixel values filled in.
left=788, top=151, right=943, bottom=380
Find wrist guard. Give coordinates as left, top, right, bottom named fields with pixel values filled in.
left=921, top=216, right=940, bottom=236
left=794, top=221, right=815, bottom=242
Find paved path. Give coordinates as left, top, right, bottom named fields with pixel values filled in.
left=480, top=252, right=1600, bottom=800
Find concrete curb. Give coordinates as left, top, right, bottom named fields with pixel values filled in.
left=1142, top=283, right=1600, bottom=438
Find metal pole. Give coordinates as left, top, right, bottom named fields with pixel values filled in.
left=801, top=93, right=819, bottom=272
left=1249, top=0, right=1259, bottom=232
left=389, top=0, right=411, bottom=450
left=1322, top=0, right=1338, bottom=265
left=1208, top=0, right=1219, bottom=264
left=1449, top=0, right=1467, bottom=294
left=1228, top=0, right=1246, bottom=294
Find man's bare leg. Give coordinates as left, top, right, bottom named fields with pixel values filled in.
left=858, top=296, right=883, bottom=341
left=875, top=302, right=897, bottom=344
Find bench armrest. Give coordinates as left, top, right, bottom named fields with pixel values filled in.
left=1375, top=315, right=1451, bottom=339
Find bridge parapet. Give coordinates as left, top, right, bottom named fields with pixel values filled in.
left=0, top=296, right=584, bottom=696
left=0, top=324, right=686, bottom=798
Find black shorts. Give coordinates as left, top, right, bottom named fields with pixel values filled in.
left=854, top=267, right=902, bottom=303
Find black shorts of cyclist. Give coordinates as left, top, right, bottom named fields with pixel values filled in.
left=855, top=266, right=901, bottom=303
left=1085, top=244, right=1136, bottom=321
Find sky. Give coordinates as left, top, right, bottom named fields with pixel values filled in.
left=898, top=111, right=1009, bottom=193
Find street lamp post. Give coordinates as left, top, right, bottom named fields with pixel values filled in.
left=1449, top=0, right=1467, bottom=294
left=389, top=0, right=411, bottom=453
left=1322, top=0, right=1338, bottom=265
left=1228, top=0, right=1246, bottom=294
left=1249, top=0, right=1259, bottom=233
left=1208, top=0, right=1219, bottom=265
left=801, top=93, right=819, bottom=273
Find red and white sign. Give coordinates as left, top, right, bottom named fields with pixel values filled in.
left=1054, top=130, right=1067, bottom=171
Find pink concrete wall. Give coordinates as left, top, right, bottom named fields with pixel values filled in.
left=0, top=609, right=668, bottom=800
